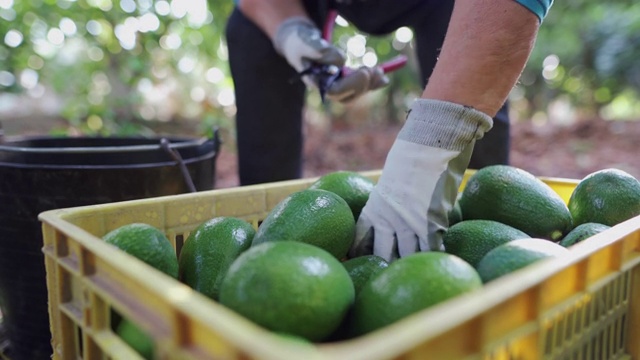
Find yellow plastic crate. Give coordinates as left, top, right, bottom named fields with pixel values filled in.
left=39, top=170, right=640, bottom=360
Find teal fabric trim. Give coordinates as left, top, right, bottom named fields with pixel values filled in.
left=514, top=0, right=553, bottom=22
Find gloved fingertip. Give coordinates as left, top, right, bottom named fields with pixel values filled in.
left=349, top=226, right=375, bottom=258
left=372, top=229, right=398, bottom=262
left=321, top=46, right=347, bottom=67
left=424, top=230, right=445, bottom=252
left=397, top=231, right=420, bottom=258
left=371, top=70, right=390, bottom=89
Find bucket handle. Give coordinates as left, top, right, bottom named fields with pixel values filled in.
left=160, top=137, right=197, bottom=193
left=159, top=127, right=221, bottom=193
left=210, top=126, right=221, bottom=160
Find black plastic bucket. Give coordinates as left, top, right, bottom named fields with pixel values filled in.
left=0, top=132, right=220, bottom=360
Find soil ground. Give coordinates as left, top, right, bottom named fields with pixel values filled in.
left=212, top=116, right=640, bottom=188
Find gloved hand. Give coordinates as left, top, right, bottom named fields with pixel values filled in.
left=349, top=99, right=493, bottom=262
left=326, top=66, right=389, bottom=103
left=274, top=17, right=389, bottom=103
left=273, top=17, right=346, bottom=75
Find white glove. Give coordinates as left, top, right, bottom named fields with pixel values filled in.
left=349, top=99, right=493, bottom=261
left=273, top=17, right=345, bottom=74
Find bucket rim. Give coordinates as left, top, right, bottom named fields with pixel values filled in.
left=0, top=149, right=217, bottom=170
left=0, top=135, right=210, bottom=154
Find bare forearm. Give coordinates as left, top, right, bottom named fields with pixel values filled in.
left=422, top=0, right=540, bottom=117
left=238, top=0, right=309, bottom=40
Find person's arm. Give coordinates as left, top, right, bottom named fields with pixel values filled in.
left=351, top=0, right=549, bottom=261
left=423, top=0, right=540, bottom=116
left=238, top=0, right=309, bottom=40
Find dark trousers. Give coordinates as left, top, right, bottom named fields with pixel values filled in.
left=225, top=0, right=510, bottom=185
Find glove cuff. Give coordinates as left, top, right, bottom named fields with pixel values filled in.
left=398, top=99, right=494, bottom=152
left=273, top=16, right=316, bottom=56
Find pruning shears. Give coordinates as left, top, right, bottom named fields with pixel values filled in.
left=300, top=9, right=408, bottom=103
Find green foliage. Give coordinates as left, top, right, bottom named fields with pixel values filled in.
left=1, top=0, right=639, bottom=138
left=0, top=0, right=235, bottom=135
left=523, top=0, right=640, bottom=118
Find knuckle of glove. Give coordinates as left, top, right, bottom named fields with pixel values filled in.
left=327, top=69, right=371, bottom=102
left=294, top=24, right=324, bottom=49
left=296, top=26, right=345, bottom=66
left=276, top=19, right=345, bottom=71
left=318, top=46, right=346, bottom=67
left=369, top=67, right=390, bottom=90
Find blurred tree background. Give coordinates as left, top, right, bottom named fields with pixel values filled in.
left=1, top=0, right=639, bottom=138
